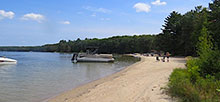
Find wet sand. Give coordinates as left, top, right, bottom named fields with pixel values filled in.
left=47, top=56, right=186, bottom=102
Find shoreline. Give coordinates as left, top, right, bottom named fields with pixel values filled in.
left=42, top=55, right=142, bottom=102
left=46, top=55, right=186, bottom=102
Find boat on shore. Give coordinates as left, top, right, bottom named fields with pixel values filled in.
left=71, top=47, right=114, bottom=63
left=0, top=57, right=17, bottom=64
left=72, top=53, right=114, bottom=63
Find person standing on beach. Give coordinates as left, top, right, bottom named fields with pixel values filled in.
left=166, top=52, right=170, bottom=62
left=156, top=54, right=160, bottom=61
left=162, top=55, right=165, bottom=62
left=160, top=52, right=165, bottom=62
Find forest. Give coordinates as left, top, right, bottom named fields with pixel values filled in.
left=167, top=0, right=220, bottom=101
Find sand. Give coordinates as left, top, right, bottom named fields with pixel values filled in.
left=47, top=56, right=186, bottom=102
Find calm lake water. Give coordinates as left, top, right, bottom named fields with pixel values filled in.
left=0, top=52, right=139, bottom=102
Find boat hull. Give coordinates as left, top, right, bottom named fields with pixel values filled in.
left=75, top=57, right=114, bottom=62
left=0, top=57, right=17, bottom=65
left=0, top=62, right=17, bottom=65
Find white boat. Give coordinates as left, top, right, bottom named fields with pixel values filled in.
left=72, top=53, right=114, bottom=63
left=0, top=57, right=17, bottom=64
left=72, top=47, right=114, bottom=63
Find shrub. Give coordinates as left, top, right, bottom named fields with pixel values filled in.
left=168, top=68, right=220, bottom=102
left=198, top=50, right=220, bottom=77
left=186, top=58, right=200, bottom=83
left=168, top=69, right=201, bottom=102
left=195, top=75, right=220, bottom=102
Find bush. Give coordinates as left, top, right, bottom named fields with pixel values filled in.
left=168, top=68, right=220, bottom=102
left=198, top=50, right=220, bottom=77
left=195, top=75, right=220, bottom=102
left=186, top=58, right=200, bottom=83
left=168, top=69, right=201, bottom=102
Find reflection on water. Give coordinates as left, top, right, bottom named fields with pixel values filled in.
left=0, top=52, right=138, bottom=102
left=0, top=64, right=16, bottom=74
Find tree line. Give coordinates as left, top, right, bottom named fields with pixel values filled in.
left=0, top=35, right=156, bottom=54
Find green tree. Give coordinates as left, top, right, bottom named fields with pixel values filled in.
left=197, top=26, right=220, bottom=77
left=209, top=0, right=220, bottom=50
left=160, top=11, right=182, bottom=55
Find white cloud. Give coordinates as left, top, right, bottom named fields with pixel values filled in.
left=133, top=3, right=151, bottom=13
left=151, top=0, right=167, bottom=6
left=0, top=10, right=15, bottom=20
left=97, top=8, right=111, bottom=13
left=60, top=21, right=70, bottom=25
left=21, top=13, right=45, bottom=23
left=83, top=6, right=111, bottom=13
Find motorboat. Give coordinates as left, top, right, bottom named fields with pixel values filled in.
left=71, top=47, right=114, bottom=63
left=0, top=57, right=17, bottom=64
left=72, top=53, right=114, bottom=63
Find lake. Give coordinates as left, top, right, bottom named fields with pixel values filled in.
left=0, top=52, right=139, bottom=102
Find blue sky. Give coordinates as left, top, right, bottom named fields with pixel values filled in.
left=0, top=0, right=211, bottom=46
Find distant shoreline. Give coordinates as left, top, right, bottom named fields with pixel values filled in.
left=46, top=55, right=186, bottom=102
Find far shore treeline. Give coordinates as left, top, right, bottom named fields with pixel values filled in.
left=0, top=35, right=156, bottom=54
left=1, top=2, right=220, bottom=57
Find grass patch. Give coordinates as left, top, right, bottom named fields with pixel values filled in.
left=167, top=68, right=220, bottom=102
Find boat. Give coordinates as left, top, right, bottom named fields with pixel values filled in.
left=0, top=57, right=17, bottom=64
left=71, top=47, right=114, bottom=63
left=72, top=53, right=114, bottom=63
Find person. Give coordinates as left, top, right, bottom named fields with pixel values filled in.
left=156, top=54, right=160, bottom=61
left=166, top=52, right=170, bottom=62
left=160, top=52, right=165, bottom=62
left=162, top=56, right=165, bottom=62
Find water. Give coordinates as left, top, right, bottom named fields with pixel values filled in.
left=0, top=52, right=139, bottom=102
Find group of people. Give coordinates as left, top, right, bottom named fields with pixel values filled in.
left=156, top=52, right=170, bottom=62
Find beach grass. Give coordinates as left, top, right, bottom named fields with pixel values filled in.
left=167, top=68, right=220, bottom=102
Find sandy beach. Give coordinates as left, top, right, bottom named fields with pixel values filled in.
left=47, top=56, right=186, bottom=102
